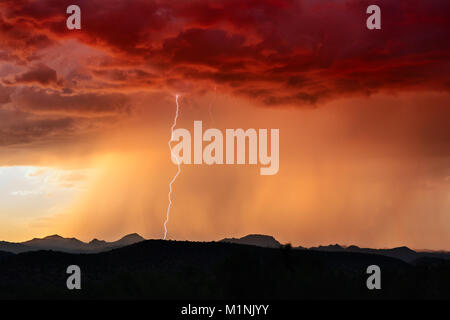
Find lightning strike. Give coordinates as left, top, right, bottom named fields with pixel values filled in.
left=163, top=94, right=182, bottom=240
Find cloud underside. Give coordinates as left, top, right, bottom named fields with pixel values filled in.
left=1, top=0, right=449, bottom=100
left=0, top=0, right=449, bottom=147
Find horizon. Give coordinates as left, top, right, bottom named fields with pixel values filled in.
left=2, top=231, right=448, bottom=253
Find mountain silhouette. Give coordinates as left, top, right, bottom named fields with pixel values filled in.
left=113, top=233, right=146, bottom=246
left=308, top=244, right=443, bottom=263
left=23, top=235, right=86, bottom=251
left=219, top=235, right=450, bottom=263
left=220, top=234, right=281, bottom=248
left=88, top=238, right=107, bottom=248
left=0, top=233, right=145, bottom=254
left=2, top=238, right=450, bottom=299
left=1, top=233, right=450, bottom=263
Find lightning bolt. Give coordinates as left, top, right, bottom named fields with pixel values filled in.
left=163, top=94, right=182, bottom=240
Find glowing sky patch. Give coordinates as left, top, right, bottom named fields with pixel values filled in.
left=0, top=166, right=88, bottom=220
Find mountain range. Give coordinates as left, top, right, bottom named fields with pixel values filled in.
left=1, top=233, right=450, bottom=263
left=2, top=236, right=450, bottom=299
left=0, top=233, right=145, bottom=254
left=219, top=234, right=450, bottom=263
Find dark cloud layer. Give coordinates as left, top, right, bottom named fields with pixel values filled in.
left=3, top=63, right=63, bottom=87
left=0, top=109, right=76, bottom=146
left=1, top=0, right=448, bottom=105
left=0, top=0, right=449, bottom=148
left=13, top=88, right=131, bottom=117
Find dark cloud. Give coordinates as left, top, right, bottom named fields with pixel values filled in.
left=3, top=63, right=63, bottom=87
left=0, top=84, right=12, bottom=105
left=0, top=0, right=449, bottom=106
left=160, top=28, right=257, bottom=65
left=0, top=109, right=76, bottom=146
left=12, top=88, right=131, bottom=117
left=0, top=16, right=54, bottom=64
left=90, top=68, right=157, bottom=87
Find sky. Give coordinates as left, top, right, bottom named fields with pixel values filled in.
left=0, top=0, right=449, bottom=249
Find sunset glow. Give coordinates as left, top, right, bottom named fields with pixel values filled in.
left=0, top=0, right=449, bottom=250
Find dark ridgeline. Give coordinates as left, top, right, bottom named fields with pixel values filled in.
left=1, top=235, right=450, bottom=299
left=0, top=233, right=145, bottom=254
left=220, top=234, right=282, bottom=248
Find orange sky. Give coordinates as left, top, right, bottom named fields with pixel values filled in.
left=0, top=0, right=449, bottom=249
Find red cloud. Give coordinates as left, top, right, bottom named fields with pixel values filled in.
left=0, top=0, right=449, bottom=107
left=14, top=88, right=131, bottom=117
left=0, top=108, right=77, bottom=147
left=3, top=63, right=64, bottom=88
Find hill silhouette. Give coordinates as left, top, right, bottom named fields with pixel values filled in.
left=309, top=243, right=450, bottom=263
left=0, top=233, right=145, bottom=254
left=220, top=234, right=281, bottom=248
left=2, top=233, right=450, bottom=263
left=1, top=238, right=450, bottom=299
left=220, top=235, right=450, bottom=262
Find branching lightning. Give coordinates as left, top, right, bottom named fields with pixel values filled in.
left=163, top=94, right=182, bottom=240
